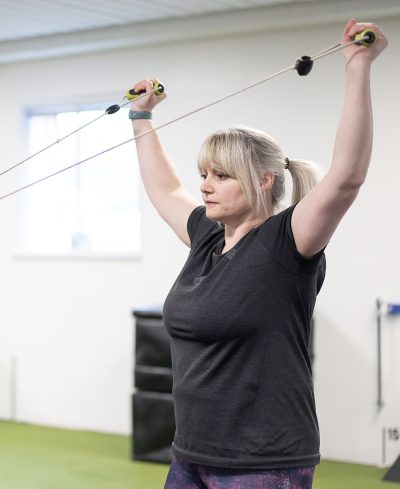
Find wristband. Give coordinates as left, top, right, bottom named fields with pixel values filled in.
left=129, top=110, right=152, bottom=120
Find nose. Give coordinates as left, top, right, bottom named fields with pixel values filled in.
left=200, top=176, right=213, bottom=194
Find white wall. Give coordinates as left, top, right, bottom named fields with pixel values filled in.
left=0, top=9, right=399, bottom=466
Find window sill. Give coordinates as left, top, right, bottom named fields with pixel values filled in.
left=13, top=250, right=142, bottom=261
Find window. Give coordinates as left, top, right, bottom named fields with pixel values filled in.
left=18, top=104, right=140, bottom=257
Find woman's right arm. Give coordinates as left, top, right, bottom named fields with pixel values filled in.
left=130, top=79, right=201, bottom=247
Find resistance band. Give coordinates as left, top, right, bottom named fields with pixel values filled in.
left=0, top=29, right=375, bottom=201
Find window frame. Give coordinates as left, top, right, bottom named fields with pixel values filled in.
left=14, top=99, right=142, bottom=260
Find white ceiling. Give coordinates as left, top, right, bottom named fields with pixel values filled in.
left=0, top=0, right=399, bottom=63
left=0, top=0, right=319, bottom=42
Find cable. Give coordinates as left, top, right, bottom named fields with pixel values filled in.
left=0, top=88, right=162, bottom=177
left=0, top=66, right=294, bottom=201
left=0, top=31, right=376, bottom=201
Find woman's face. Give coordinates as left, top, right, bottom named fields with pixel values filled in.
left=200, top=163, right=255, bottom=226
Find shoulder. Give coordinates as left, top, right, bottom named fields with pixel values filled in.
left=257, top=205, right=325, bottom=276
left=259, top=205, right=296, bottom=241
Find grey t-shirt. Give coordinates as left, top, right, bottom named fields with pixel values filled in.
left=163, top=205, right=326, bottom=469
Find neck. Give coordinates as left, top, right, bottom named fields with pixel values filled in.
left=222, top=215, right=267, bottom=253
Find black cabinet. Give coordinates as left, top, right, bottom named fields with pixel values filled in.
left=132, top=307, right=175, bottom=464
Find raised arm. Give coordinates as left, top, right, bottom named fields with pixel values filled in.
left=291, top=20, right=388, bottom=258
left=130, top=79, right=201, bottom=246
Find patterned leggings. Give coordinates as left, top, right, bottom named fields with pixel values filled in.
left=164, top=456, right=315, bottom=489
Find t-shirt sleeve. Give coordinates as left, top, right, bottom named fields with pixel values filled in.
left=187, top=206, right=217, bottom=248
left=257, top=205, right=326, bottom=276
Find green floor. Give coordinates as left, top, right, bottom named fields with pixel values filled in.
left=0, top=421, right=395, bottom=489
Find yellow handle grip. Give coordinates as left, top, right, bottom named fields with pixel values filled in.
left=354, top=29, right=376, bottom=47
left=125, top=81, right=164, bottom=101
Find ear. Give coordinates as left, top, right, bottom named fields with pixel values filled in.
left=259, top=172, right=274, bottom=192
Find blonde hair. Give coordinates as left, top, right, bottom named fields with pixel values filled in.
left=198, top=126, right=319, bottom=218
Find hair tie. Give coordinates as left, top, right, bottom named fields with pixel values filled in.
left=284, top=157, right=290, bottom=170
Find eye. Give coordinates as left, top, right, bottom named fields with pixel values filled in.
left=216, top=172, right=228, bottom=180
left=200, top=173, right=207, bottom=180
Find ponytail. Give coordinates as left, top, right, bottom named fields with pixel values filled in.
left=285, top=158, right=319, bottom=205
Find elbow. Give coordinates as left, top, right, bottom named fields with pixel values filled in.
left=330, top=166, right=368, bottom=192
left=341, top=173, right=367, bottom=191
left=328, top=172, right=365, bottom=204
left=331, top=151, right=371, bottom=190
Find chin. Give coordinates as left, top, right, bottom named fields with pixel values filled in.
left=205, top=208, right=221, bottom=220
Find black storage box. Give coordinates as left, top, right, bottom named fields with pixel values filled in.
left=132, top=306, right=175, bottom=463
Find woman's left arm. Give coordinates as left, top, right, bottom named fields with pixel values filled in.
left=292, top=19, right=388, bottom=258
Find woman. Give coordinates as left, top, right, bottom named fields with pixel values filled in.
left=130, top=19, right=387, bottom=489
